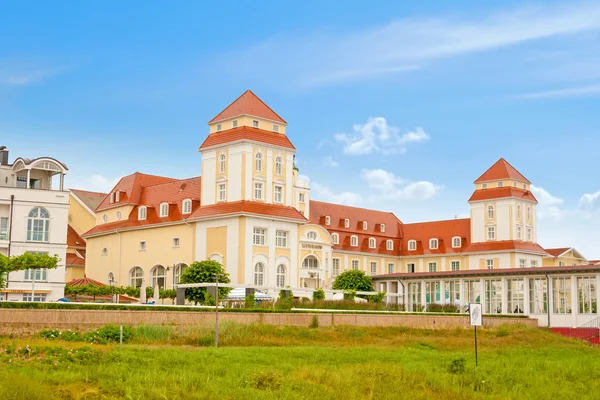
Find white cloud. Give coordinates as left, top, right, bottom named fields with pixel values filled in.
left=361, top=168, right=443, bottom=200
left=334, top=117, right=429, bottom=155
left=311, top=182, right=362, bottom=206
left=68, top=174, right=120, bottom=193
left=221, top=2, right=600, bottom=88
left=515, top=83, right=600, bottom=99
left=580, top=190, right=600, bottom=210
left=531, top=185, right=564, bottom=220
left=0, top=65, right=68, bottom=86
left=324, top=156, right=339, bottom=167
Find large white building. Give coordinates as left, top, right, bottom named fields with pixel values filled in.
left=0, top=146, right=69, bottom=301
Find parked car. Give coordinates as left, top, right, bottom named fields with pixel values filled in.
left=57, top=298, right=70, bottom=303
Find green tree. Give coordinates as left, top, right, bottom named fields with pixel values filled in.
left=313, top=288, right=325, bottom=301
left=0, top=253, right=60, bottom=289
left=179, top=260, right=231, bottom=305
left=332, top=270, right=374, bottom=299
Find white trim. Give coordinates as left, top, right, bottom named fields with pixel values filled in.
left=209, top=113, right=288, bottom=127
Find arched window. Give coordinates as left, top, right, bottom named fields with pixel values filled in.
left=160, top=202, right=169, bottom=217
left=151, top=265, right=166, bottom=290
left=102, top=214, right=108, bottom=223
left=369, top=237, right=376, bottom=248
left=362, top=221, right=368, bottom=230
left=452, top=237, right=461, bottom=248
left=350, top=235, right=358, bottom=247
left=116, top=211, right=122, bottom=220
left=325, top=216, right=330, bottom=226
left=488, top=205, right=494, bottom=219
left=386, top=240, right=393, bottom=250
left=174, top=264, right=188, bottom=284
left=302, top=256, right=319, bottom=269
left=27, top=207, right=50, bottom=242
left=108, top=272, right=115, bottom=284
left=138, top=206, right=147, bottom=220
left=344, top=218, right=350, bottom=228
left=129, top=267, right=144, bottom=288
left=254, top=263, right=265, bottom=286
left=429, top=238, right=438, bottom=249
left=182, top=199, right=192, bottom=214
left=275, top=156, right=282, bottom=175
left=331, top=233, right=339, bottom=244
left=219, top=153, right=226, bottom=173
left=255, top=153, right=263, bottom=171
left=276, top=264, right=286, bottom=287
left=408, top=240, right=417, bottom=251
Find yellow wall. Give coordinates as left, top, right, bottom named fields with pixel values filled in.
left=68, top=193, right=97, bottom=235
left=476, top=180, right=529, bottom=190
left=209, top=115, right=287, bottom=134
left=96, top=205, right=134, bottom=225
left=238, top=217, right=246, bottom=284
left=85, top=223, right=195, bottom=287
left=542, top=250, right=585, bottom=267
left=206, top=226, right=227, bottom=269
left=66, top=266, right=85, bottom=282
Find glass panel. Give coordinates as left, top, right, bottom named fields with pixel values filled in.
left=529, top=278, right=547, bottom=314
left=485, top=279, right=502, bottom=313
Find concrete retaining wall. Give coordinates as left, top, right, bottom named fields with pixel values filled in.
left=0, top=308, right=537, bottom=333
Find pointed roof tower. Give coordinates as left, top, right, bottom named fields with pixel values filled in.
left=474, top=158, right=530, bottom=184
left=208, top=90, right=287, bottom=125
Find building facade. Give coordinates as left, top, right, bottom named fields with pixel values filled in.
left=0, top=146, right=69, bottom=301
left=81, top=91, right=596, bottom=325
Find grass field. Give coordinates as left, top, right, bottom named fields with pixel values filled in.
left=0, top=323, right=599, bottom=399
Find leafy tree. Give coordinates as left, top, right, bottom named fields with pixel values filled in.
left=245, top=292, right=256, bottom=308
left=179, top=260, right=231, bottom=305
left=313, top=288, right=325, bottom=301
left=0, top=253, right=60, bottom=289
left=332, top=270, right=374, bottom=294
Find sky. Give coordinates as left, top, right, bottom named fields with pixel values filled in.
left=1, top=1, right=599, bottom=257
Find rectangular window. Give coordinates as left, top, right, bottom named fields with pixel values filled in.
left=160, top=203, right=169, bottom=217
left=344, top=219, right=350, bottom=228
left=23, top=293, right=47, bottom=302
left=428, top=262, right=437, bottom=272
left=172, top=238, right=180, bottom=248
left=486, top=259, right=494, bottom=269
left=232, top=120, right=238, bottom=128
left=216, top=123, right=222, bottom=132
left=519, top=259, right=526, bottom=268
left=407, top=282, right=422, bottom=311
left=386, top=240, right=393, bottom=251
left=275, top=230, right=288, bottom=247
left=517, top=226, right=522, bottom=240
left=577, top=277, right=597, bottom=314
left=332, top=258, right=340, bottom=277
left=380, top=224, right=385, bottom=233
left=426, top=281, right=440, bottom=304
left=451, top=261, right=460, bottom=271
left=274, top=185, right=283, bottom=203
left=351, top=260, right=359, bottom=270
left=465, top=280, right=481, bottom=305
left=387, top=263, right=394, bottom=274
left=559, top=261, right=565, bottom=267
left=253, top=228, right=266, bottom=245
left=408, top=241, right=416, bottom=251
left=325, top=216, right=330, bottom=226
left=407, top=263, right=415, bottom=273
left=370, top=262, right=377, bottom=276
left=507, top=279, right=524, bottom=314
left=218, top=183, right=226, bottom=201
left=553, top=277, right=571, bottom=314
left=254, top=182, right=263, bottom=200
left=487, top=226, right=495, bottom=240
left=272, top=124, right=279, bottom=132
left=527, top=227, right=532, bottom=241
left=27, top=218, right=49, bottom=242
left=24, top=268, right=48, bottom=281
left=482, top=183, right=488, bottom=189
left=530, top=260, right=537, bottom=268
left=498, top=181, right=504, bottom=187
left=252, top=120, right=259, bottom=128
left=0, top=217, right=8, bottom=240
left=299, top=193, right=305, bottom=203
left=139, top=241, right=146, bottom=251
left=485, top=279, right=502, bottom=313
left=446, top=280, right=460, bottom=305
left=529, top=278, right=548, bottom=314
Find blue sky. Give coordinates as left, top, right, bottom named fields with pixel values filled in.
left=1, top=1, right=599, bottom=257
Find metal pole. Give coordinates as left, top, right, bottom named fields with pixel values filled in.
left=474, top=325, right=478, bottom=367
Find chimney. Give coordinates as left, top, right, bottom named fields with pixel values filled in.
left=0, top=146, right=8, bottom=165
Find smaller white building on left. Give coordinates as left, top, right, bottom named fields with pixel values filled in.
left=0, top=146, right=69, bottom=302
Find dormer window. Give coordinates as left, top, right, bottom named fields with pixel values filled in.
left=362, top=221, right=368, bottom=230
left=252, top=120, right=259, bottom=128
left=272, top=124, right=279, bottom=132
left=429, top=238, right=439, bottom=250
left=331, top=233, right=339, bottom=244
left=386, top=240, right=393, bottom=251
left=109, top=193, right=115, bottom=203
left=369, top=238, right=376, bottom=248
left=182, top=199, right=192, bottom=214
left=344, top=219, right=350, bottom=228
left=115, top=191, right=120, bottom=202
left=408, top=240, right=417, bottom=251
left=380, top=224, right=385, bottom=233
left=325, top=216, right=330, bottom=226
left=232, top=120, right=238, bottom=128
left=482, top=183, right=488, bottom=189
left=498, top=181, right=503, bottom=187
left=513, top=181, right=517, bottom=187
left=159, top=202, right=169, bottom=217
left=138, top=206, right=147, bottom=220
left=216, top=123, right=222, bottom=132
left=350, top=235, right=358, bottom=247
left=523, top=183, right=527, bottom=189
left=452, top=236, right=461, bottom=248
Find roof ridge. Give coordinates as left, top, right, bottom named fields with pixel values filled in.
left=310, top=199, right=397, bottom=215
left=139, top=176, right=200, bottom=188
left=70, top=188, right=107, bottom=195
left=403, top=217, right=471, bottom=226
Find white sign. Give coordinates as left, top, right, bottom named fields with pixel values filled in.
left=469, top=303, right=483, bottom=327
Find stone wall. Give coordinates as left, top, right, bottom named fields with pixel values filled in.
left=0, top=308, right=537, bottom=334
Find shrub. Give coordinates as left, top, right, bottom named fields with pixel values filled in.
left=343, top=291, right=356, bottom=301
left=309, top=315, right=319, bottom=328
left=245, top=293, right=256, bottom=308
left=313, top=288, right=325, bottom=301
left=426, top=303, right=459, bottom=313
left=448, top=358, right=466, bottom=374
left=332, top=270, right=374, bottom=297
left=251, top=371, right=282, bottom=391
left=369, top=292, right=386, bottom=303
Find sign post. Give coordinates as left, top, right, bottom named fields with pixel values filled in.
left=469, top=303, right=483, bottom=366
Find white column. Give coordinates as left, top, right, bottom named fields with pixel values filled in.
left=547, top=276, right=554, bottom=324
left=523, top=277, right=530, bottom=315
left=596, top=274, right=600, bottom=317
left=440, top=279, right=446, bottom=305
left=459, top=279, right=465, bottom=311
left=571, top=274, right=578, bottom=328
left=480, top=278, right=486, bottom=313
left=26, top=169, right=31, bottom=188
left=60, top=173, right=65, bottom=191
left=501, top=278, right=507, bottom=314
left=420, top=281, right=426, bottom=309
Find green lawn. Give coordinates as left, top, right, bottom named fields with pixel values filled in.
left=0, top=323, right=598, bottom=399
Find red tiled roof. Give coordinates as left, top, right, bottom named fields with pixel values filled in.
left=67, top=225, right=86, bottom=249
left=70, top=189, right=107, bottom=212
left=66, top=253, right=85, bottom=267
left=67, top=277, right=105, bottom=287
left=189, top=200, right=307, bottom=222
left=401, top=218, right=471, bottom=256
left=474, top=158, right=530, bottom=183
left=463, top=240, right=547, bottom=254
left=309, top=200, right=402, bottom=255
left=96, top=173, right=178, bottom=211
left=545, top=247, right=571, bottom=257
left=83, top=177, right=201, bottom=237
left=468, top=187, right=538, bottom=203
left=199, top=126, right=296, bottom=151
left=209, top=90, right=287, bottom=124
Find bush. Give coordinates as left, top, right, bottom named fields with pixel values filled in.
left=39, top=324, right=133, bottom=344
left=275, top=290, right=292, bottom=310
left=313, top=288, right=325, bottom=301
left=309, top=315, right=319, bottom=329
left=343, top=291, right=356, bottom=301
left=369, top=292, right=386, bottom=303
left=448, top=358, right=466, bottom=374
left=245, top=293, right=256, bottom=308
left=427, top=304, right=459, bottom=313
left=251, top=371, right=282, bottom=391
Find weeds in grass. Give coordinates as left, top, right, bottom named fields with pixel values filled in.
left=251, top=371, right=283, bottom=390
